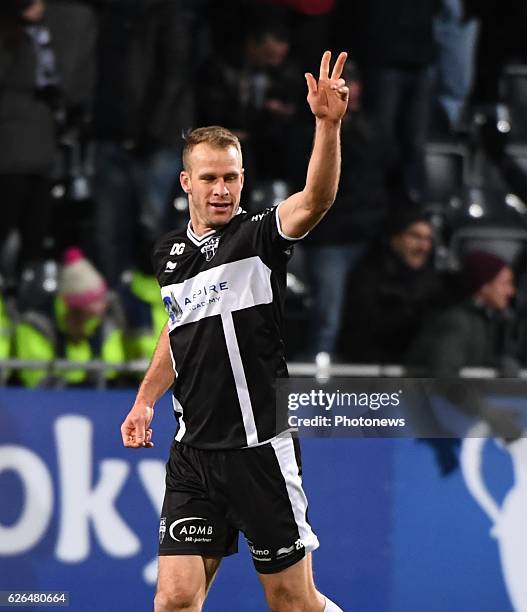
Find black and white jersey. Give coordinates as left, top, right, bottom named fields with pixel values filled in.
left=152, top=204, right=303, bottom=450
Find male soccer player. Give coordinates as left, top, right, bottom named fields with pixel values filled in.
left=121, top=51, right=348, bottom=612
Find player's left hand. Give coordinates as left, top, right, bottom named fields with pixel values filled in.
left=305, top=50, right=349, bottom=123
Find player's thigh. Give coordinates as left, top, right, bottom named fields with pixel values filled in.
left=258, top=552, right=315, bottom=593
left=156, top=555, right=221, bottom=602
left=258, top=553, right=324, bottom=610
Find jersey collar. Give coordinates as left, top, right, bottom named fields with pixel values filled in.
left=186, top=222, right=216, bottom=247
left=186, top=208, right=246, bottom=247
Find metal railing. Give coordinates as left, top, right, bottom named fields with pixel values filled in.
left=1, top=358, right=525, bottom=390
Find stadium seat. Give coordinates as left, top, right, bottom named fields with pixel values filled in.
left=447, top=223, right=527, bottom=270
left=425, top=141, right=468, bottom=205
left=499, top=63, right=527, bottom=142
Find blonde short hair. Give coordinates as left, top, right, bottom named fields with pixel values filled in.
left=182, top=126, right=242, bottom=170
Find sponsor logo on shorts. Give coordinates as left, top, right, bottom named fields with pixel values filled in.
left=248, top=541, right=272, bottom=562
left=159, top=517, right=167, bottom=544
left=276, top=539, right=304, bottom=558
left=169, top=517, right=213, bottom=543
left=276, top=544, right=295, bottom=557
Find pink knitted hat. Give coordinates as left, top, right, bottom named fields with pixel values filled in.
left=59, top=247, right=108, bottom=308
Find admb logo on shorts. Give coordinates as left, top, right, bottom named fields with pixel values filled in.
left=169, top=517, right=214, bottom=543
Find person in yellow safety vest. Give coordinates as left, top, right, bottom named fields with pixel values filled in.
left=15, top=248, right=125, bottom=387
left=118, top=269, right=167, bottom=363
left=0, top=282, right=13, bottom=361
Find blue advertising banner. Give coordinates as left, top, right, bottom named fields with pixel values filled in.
left=0, top=389, right=523, bottom=611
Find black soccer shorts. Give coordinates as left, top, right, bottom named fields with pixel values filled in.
left=158, top=433, right=319, bottom=574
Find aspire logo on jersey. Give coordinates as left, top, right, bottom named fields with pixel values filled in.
left=160, top=257, right=273, bottom=330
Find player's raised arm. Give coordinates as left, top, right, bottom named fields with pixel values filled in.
left=120, top=324, right=175, bottom=448
left=278, top=50, right=349, bottom=239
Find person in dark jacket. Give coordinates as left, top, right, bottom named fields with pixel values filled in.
left=0, top=0, right=97, bottom=285
left=339, top=209, right=444, bottom=363
left=404, top=249, right=521, bottom=476
left=406, top=250, right=518, bottom=376
left=335, top=0, right=441, bottom=202
left=93, top=0, right=198, bottom=286
left=196, top=18, right=310, bottom=197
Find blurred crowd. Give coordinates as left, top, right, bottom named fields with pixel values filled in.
left=2, top=0, right=527, bottom=386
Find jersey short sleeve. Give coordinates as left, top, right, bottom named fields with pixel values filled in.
left=243, top=202, right=308, bottom=268
left=151, top=230, right=180, bottom=282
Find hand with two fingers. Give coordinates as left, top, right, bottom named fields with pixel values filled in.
left=120, top=403, right=155, bottom=449
left=305, top=50, right=349, bottom=123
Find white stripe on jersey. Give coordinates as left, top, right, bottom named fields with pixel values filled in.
left=167, top=342, right=187, bottom=441
left=172, top=396, right=186, bottom=442
left=168, top=333, right=178, bottom=373
left=161, top=256, right=273, bottom=331
left=222, top=311, right=258, bottom=446
left=162, top=256, right=273, bottom=447
left=167, top=341, right=186, bottom=441
left=270, top=435, right=320, bottom=554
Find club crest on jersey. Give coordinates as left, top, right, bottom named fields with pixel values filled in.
left=163, top=291, right=183, bottom=324
left=200, top=237, right=220, bottom=261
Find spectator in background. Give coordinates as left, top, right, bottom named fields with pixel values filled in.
left=336, top=0, right=441, bottom=203
left=405, top=249, right=522, bottom=475
left=0, top=0, right=97, bottom=290
left=303, top=62, right=391, bottom=362
left=0, top=276, right=13, bottom=364
left=117, top=268, right=167, bottom=367
left=406, top=250, right=519, bottom=376
left=269, top=0, right=335, bottom=73
left=197, top=18, right=310, bottom=199
left=206, top=0, right=335, bottom=74
left=15, top=247, right=125, bottom=388
left=433, top=0, right=479, bottom=132
left=93, top=0, right=197, bottom=287
left=339, top=209, right=444, bottom=364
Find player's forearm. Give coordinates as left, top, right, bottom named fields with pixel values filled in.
left=136, top=325, right=175, bottom=407
left=302, top=118, right=342, bottom=211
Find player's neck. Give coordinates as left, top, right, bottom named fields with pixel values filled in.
left=189, top=221, right=214, bottom=237
left=188, top=216, right=217, bottom=238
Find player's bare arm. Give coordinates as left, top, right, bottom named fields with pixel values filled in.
left=278, top=50, right=349, bottom=239
left=120, top=324, right=175, bottom=448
